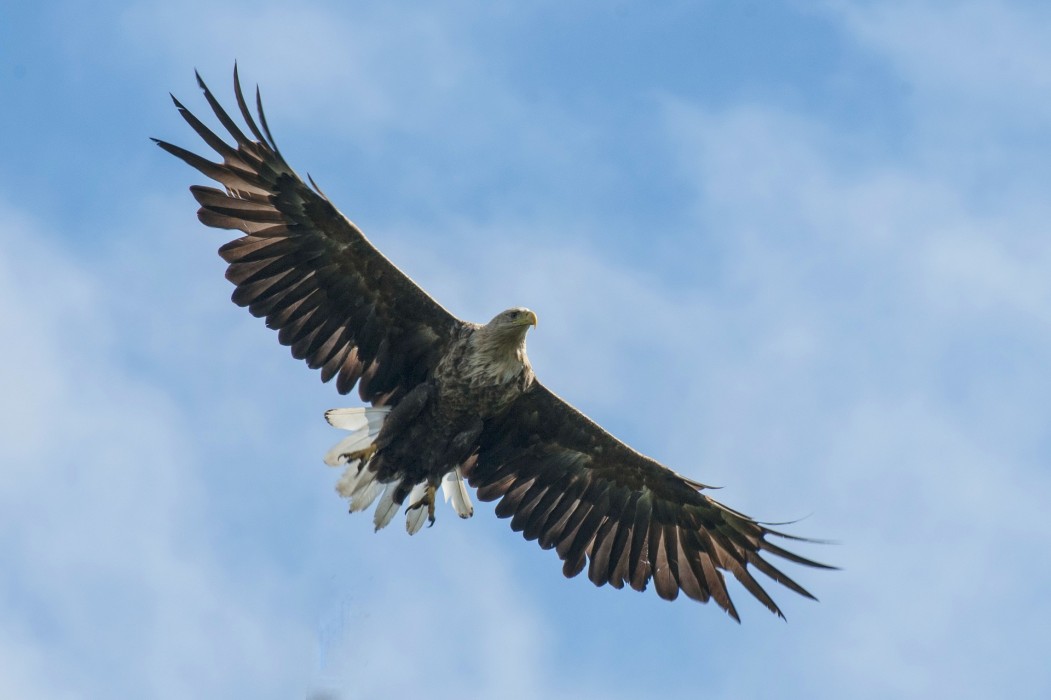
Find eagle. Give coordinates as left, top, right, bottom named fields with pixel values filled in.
left=155, top=67, right=831, bottom=621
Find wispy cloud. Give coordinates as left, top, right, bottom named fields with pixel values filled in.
left=0, top=200, right=315, bottom=698
left=827, top=0, right=1051, bottom=121
left=4, top=1, right=1051, bottom=698
left=655, top=38, right=1051, bottom=693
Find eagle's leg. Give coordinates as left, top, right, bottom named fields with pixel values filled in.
left=407, top=482, right=438, bottom=527
left=343, top=442, right=377, bottom=465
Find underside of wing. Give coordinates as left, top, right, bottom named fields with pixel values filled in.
left=154, top=67, right=462, bottom=404
left=468, top=382, right=834, bottom=621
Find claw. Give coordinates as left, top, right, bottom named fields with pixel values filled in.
left=407, top=482, right=438, bottom=527
left=342, top=442, right=377, bottom=465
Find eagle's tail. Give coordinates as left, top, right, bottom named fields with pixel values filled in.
left=323, top=407, right=474, bottom=533
left=441, top=468, right=474, bottom=519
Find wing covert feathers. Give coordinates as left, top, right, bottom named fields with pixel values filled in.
left=468, top=382, right=834, bottom=621
left=155, top=67, right=462, bottom=404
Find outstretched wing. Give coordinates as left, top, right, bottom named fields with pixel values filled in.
left=154, top=68, right=462, bottom=404
left=469, top=382, right=833, bottom=620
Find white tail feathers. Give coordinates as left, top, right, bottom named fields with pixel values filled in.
left=324, top=406, right=476, bottom=533
left=349, top=476, right=383, bottom=513
left=325, top=406, right=391, bottom=432
left=323, top=407, right=390, bottom=467
left=404, top=482, right=429, bottom=535
left=373, top=480, right=402, bottom=531
left=441, top=468, right=474, bottom=518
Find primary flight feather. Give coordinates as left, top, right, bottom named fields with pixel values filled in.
left=155, top=67, right=832, bottom=621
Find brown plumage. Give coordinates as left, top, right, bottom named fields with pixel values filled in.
left=155, top=67, right=833, bottom=621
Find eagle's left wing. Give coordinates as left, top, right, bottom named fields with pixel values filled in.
left=468, top=381, right=832, bottom=620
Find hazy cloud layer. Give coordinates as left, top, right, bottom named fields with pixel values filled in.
left=2, top=1, right=1049, bottom=698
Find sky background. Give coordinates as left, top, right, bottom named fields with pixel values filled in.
left=2, top=1, right=1050, bottom=698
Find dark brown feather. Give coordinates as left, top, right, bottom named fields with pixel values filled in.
left=470, top=381, right=832, bottom=618
left=650, top=526, right=678, bottom=601
left=674, top=534, right=710, bottom=603
left=535, top=476, right=590, bottom=550
left=587, top=487, right=631, bottom=586
left=520, top=482, right=569, bottom=542
left=494, top=476, right=538, bottom=519
left=155, top=68, right=462, bottom=404
left=559, top=489, right=610, bottom=578
left=509, top=481, right=549, bottom=533
left=603, top=491, right=638, bottom=589
left=586, top=517, right=618, bottom=586
left=627, top=493, right=653, bottom=592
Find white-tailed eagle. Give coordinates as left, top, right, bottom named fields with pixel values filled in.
left=155, top=67, right=831, bottom=621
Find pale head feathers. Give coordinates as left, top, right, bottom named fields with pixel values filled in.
left=479, top=307, right=537, bottom=344
left=469, top=307, right=537, bottom=383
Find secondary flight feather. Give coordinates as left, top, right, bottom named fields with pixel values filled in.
left=155, top=67, right=832, bottom=621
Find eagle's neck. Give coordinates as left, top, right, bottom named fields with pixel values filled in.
left=468, top=324, right=533, bottom=386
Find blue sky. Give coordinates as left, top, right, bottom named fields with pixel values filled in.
left=2, top=1, right=1050, bottom=697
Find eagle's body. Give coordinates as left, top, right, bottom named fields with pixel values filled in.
left=156, top=68, right=832, bottom=620
left=341, top=310, right=537, bottom=530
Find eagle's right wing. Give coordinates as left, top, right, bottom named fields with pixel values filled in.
left=155, top=67, right=462, bottom=405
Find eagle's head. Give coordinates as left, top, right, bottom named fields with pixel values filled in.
left=475, top=307, right=538, bottom=363
left=489, top=307, right=538, bottom=331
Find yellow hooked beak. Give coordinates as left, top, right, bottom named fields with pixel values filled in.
left=517, top=310, right=538, bottom=328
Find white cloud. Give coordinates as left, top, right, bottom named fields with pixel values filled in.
left=0, top=200, right=314, bottom=698
left=826, top=0, right=1051, bottom=121
left=820, top=0, right=1051, bottom=193
left=0, top=635, right=78, bottom=700
left=0, top=193, right=613, bottom=698
left=654, top=67, right=1051, bottom=696
left=308, top=531, right=561, bottom=700
left=129, top=0, right=603, bottom=233
left=10, top=1, right=1051, bottom=696
left=123, top=1, right=469, bottom=132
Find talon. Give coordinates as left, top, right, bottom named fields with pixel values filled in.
left=408, top=483, right=438, bottom=527
left=343, top=442, right=377, bottom=464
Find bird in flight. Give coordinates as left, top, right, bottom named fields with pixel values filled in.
left=155, top=67, right=832, bottom=621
